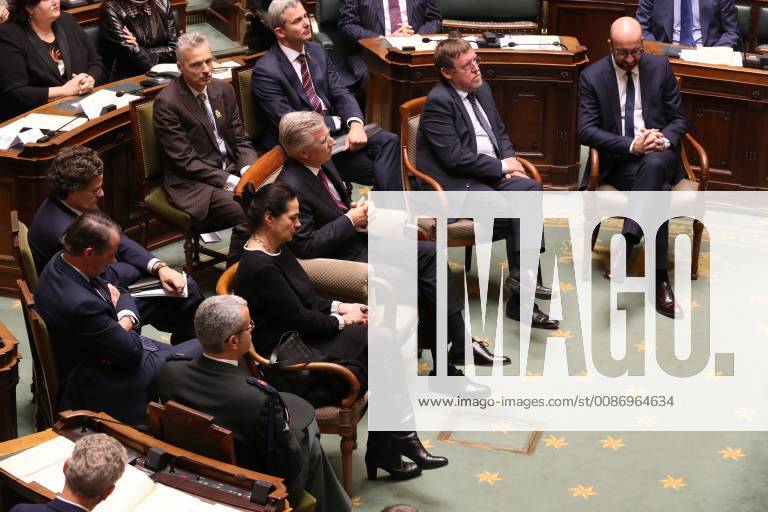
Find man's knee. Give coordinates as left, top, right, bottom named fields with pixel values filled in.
left=639, top=150, right=678, bottom=181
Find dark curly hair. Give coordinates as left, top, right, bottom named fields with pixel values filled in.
left=10, top=0, right=46, bottom=24
left=47, top=146, right=104, bottom=200
left=240, top=182, right=298, bottom=231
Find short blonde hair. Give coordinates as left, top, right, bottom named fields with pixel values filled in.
left=64, top=434, right=127, bottom=500
left=278, top=111, right=326, bottom=159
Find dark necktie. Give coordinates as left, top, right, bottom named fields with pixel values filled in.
left=318, top=168, right=347, bottom=210
left=680, top=0, right=695, bottom=46
left=624, top=71, right=635, bottom=139
left=296, top=54, right=324, bottom=114
left=90, top=278, right=112, bottom=307
left=466, top=92, right=500, bottom=157
left=387, top=0, right=403, bottom=33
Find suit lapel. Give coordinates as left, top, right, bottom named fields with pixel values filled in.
left=295, top=162, right=345, bottom=213
left=603, top=58, right=622, bottom=134
left=178, top=79, right=219, bottom=148
left=275, top=45, right=314, bottom=110
left=323, top=161, right=351, bottom=207
left=24, top=26, right=64, bottom=84
left=663, top=0, right=674, bottom=43
left=699, top=0, right=711, bottom=41
left=406, top=0, right=415, bottom=28
left=638, top=59, right=652, bottom=127
left=445, top=84, right=477, bottom=153
left=54, top=21, right=73, bottom=80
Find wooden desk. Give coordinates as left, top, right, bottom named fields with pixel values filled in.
left=0, top=411, right=291, bottom=511
left=360, top=36, right=589, bottom=188
left=0, top=323, right=19, bottom=443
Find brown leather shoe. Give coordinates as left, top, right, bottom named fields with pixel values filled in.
left=656, top=280, right=683, bottom=319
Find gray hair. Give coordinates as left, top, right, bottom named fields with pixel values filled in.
left=194, top=295, right=249, bottom=353
left=279, top=111, right=326, bottom=159
left=176, top=32, right=209, bottom=62
left=267, top=0, right=302, bottom=30
left=64, top=434, right=127, bottom=500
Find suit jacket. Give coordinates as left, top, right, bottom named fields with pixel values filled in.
left=10, top=498, right=86, bottom=512
left=415, top=81, right=516, bottom=192
left=338, top=0, right=441, bottom=84
left=251, top=41, right=363, bottom=150
left=577, top=54, right=689, bottom=188
left=34, top=253, right=171, bottom=423
left=153, top=77, right=257, bottom=220
left=159, top=356, right=308, bottom=495
left=636, top=0, right=740, bottom=49
left=0, top=13, right=105, bottom=121
left=29, top=197, right=152, bottom=286
left=276, top=158, right=367, bottom=261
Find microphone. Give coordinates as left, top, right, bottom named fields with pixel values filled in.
left=507, top=40, right=566, bottom=49
left=36, top=114, right=87, bottom=143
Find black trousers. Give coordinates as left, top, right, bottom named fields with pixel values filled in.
left=331, top=129, right=402, bottom=191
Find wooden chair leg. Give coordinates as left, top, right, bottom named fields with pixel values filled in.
left=184, top=236, right=194, bottom=275
left=352, top=431, right=358, bottom=451
left=464, top=246, right=472, bottom=273
left=340, top=436, right=354, bottom=496
left=691, top=219, right=703, bottom=280
left=591, top=223, right=600, bottom=250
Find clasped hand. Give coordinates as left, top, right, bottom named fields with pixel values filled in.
left=338, top=303, right=368, bottom=325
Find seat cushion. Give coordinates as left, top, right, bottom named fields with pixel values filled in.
left=596, top=179, right=698, bottom=192
left=144, top=185, right=192, bottom=230
left=418, top=218, right=478, bottom=243
left=299, top=258, right=368, bottom=303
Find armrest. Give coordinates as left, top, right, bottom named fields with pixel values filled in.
left=517, top=157, right=542, bottom=185
left=587, top=148, right=600, bottom=191
left=683, top=133, right=709, bottom=191
left=402, top=148, right=444, bottom=192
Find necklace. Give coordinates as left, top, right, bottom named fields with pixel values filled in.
left=250, top=236, right=277, bottom=253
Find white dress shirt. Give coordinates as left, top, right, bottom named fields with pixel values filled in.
left=382, top=0, right=409, bottom=35
left=452, top=85, right=508, bottom=171
left=673, top=0, right=703, bottom=46
left=278, top=43, right=363, bottom=130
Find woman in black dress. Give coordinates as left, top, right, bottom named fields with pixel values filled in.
left=236, top=182, right=449, bottom=481
left=99, top=0, right=179, bottom=80
left=0, top=0, right=104, bottom=120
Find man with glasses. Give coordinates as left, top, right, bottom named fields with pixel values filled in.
left=28, top=145, right=203, bottom=344
left=636, top=0, right=740, bottom=49
left=578, top=17, right=688, bottom=318
left=415, top=37, right=559, bottom=330
left=160, top=295, right=351, bottom=512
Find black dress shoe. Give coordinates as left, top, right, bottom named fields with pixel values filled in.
left=448, top=338, right=512, bottom=366
left=391, top=432, right=449, bottom=470
left=656, top=280, right=683, bottom=319
left=504, top=274, right=552, bottom=300
left=506, top=301, right=559, bottom=330
left=366, top=434, right=422, bottom=481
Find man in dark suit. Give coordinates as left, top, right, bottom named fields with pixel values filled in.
left=34, top=213, right=202, bottom=425
left=338, top=0, right=441, bottom=86
left=415, top=38, right=558, bottom=330
left=10, top=434, right=127, bottom=512
left=153, top=32, right=255, bottom=263
left=160, top=295, right=351, bottom=512
left=636, top=0, right=740, bottom=48
left=277, top=110, right=510, bottom=371
left=578, top=17, right=688, bottom=318
left=251, top=0, right=402, bottom=191
left=28, top=145, right=203, bottom=344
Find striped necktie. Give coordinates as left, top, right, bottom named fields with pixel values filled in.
left=296, top=54, right=324, bottom=114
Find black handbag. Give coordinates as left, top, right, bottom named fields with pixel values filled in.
left=268, top=331, right=318, bottom=368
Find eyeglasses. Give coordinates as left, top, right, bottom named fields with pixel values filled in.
left=613, top=47, right=644, bottom=58
left=225, top=320, right=254, bottom=343
left=454, top=56, right=481, bottom=72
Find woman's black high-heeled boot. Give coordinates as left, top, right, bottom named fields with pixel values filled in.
left=365, top=432, right=422, bottom=480
left=391, top=431, right=449, bottom=470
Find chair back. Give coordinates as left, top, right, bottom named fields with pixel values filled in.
left=148, top=401, right=237, bottom=465
left=440, top=0, right=539, bottom=33
left=735, top=2, right=753, bottom=49
left=235, top=145, right=287, bottom=200
left=216, top=262, right=239, bottom=295
left=232, top=65, right=264, bottom=142
left=11, top=211, right=38, bottom=291
left=130, top=97, right=162, bottom=183
left=758, top=5, right=768, bottom=47
left=17, top=279, right=58, bottom=428
left=399, top=96, right=444, bottom=192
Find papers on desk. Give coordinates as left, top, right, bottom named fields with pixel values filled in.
left=0, top=436, right=74, bottom=483
left=502, top=35, right=564, bottom=50
left=149, top=63, right=181, bottom=75
left=212, top=60, right=241, bottom=80
left=73, top=89, right=142, bottom=120
left=129, top=272, right=189, bottom=298
left=680, top=47, right=743, bottom=67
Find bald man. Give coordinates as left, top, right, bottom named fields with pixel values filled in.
left=578, top=17, right=688, bottom=319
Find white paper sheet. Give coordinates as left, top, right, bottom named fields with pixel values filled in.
left=0, top=436, right=74, bottom=482
left=75, top=89, right=142, bottom=120
left=20, top=113, right=77, bottom=131
left=131, top=272, right=189, bottom=298
left=680, top=46, right=740, bottom=67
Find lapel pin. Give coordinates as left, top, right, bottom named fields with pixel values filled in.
left=215, top=109, right=222, bottom=119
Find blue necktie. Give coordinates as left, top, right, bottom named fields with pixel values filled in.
left=624, top=71, right=635, bottom=139
left=680, top=0, right=695, bottom=46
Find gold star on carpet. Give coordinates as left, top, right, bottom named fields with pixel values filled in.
left=544, top=435, right=568, bottom=449
left=577, top=370, right=589, bottom=377
left=449, top=262, right=464, bottom=272
left=599, top=436, right=625, bottom=451
left=559, top=282, right=574, bottom=292
left=559, top=255, right=573, bottom=263
left=719, top=447, right=746, bottom=460
left=635, top=340, right=646, bottom=352
left=421, top=439, right=433, bottom=449
left=568, top=484, right=596, bottom=499
left=550, top=330, right=573, bottom=339
left=659, top=475, right=687, bottom=490
left=476, top=471, right=503, bottom=485
left=351, top=496, right=362, bottom=508
left=690, top=300, right=701, bottom=310
left=417, top=362, right=431, bottom=375
left=524, top=370, right=542, bottom=379
left=357, top=187, right=371, bottom=197
left=12, top=300, right=20, bottom=309
left=499, top=260, right=509, bottom=270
